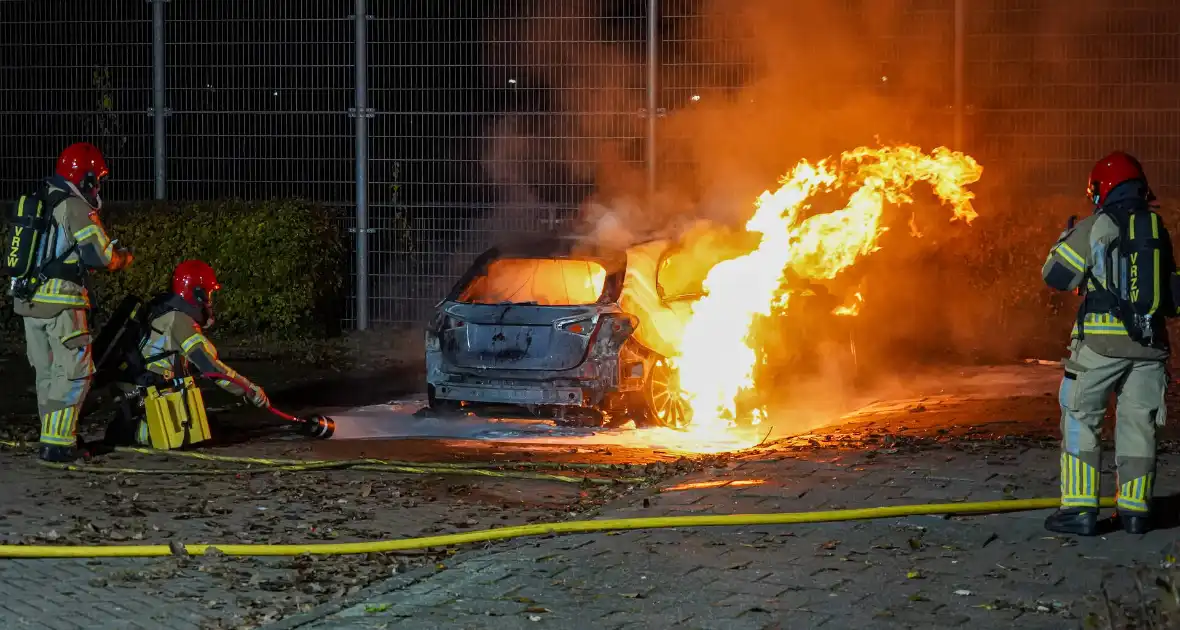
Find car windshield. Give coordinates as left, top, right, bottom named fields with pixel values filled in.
left=458, top=257, right=608, bottom=306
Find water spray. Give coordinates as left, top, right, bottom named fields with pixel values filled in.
left=201, top=373, right=336, bottom=439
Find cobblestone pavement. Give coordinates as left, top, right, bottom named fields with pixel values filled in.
left=292, top=445, right=1180, bottom=630
left=3, top=362, right=1180, bottom=629
left=0, top=447, right=633, bottom=629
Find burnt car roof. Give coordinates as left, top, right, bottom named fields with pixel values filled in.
left=443, top=235, right=629, bottom=305
left=487, top=235, right=624, bottom=260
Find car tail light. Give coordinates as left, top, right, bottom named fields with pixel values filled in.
left=557, top=316, right=597, bottom=337
left=430, top=310, right=465, bottom=331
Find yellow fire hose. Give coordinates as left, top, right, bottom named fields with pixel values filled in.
left=112, top=445, right=639, bottom=472
left=35, top=460, right=640, bottom=484
left=0, top=497, right=1116, bottom=558
left=0, top=440, right=645, bottom=485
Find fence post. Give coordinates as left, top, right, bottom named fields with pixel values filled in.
left=646, top=0, right=658, bottom=205
left=953, top=0, right=965, bottom=149
left=150, top=0, right=167, bottom=200
left=352, top=0, right=371, bottom=330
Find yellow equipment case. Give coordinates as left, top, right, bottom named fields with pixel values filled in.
left=142, top=376, right=213, bottom=450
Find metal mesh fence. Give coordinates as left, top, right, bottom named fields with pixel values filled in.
left=965, top=0, right=1180, bottom=196
left=0, top=1, right=154, bottom=201
left=2, top=0, right=1180, bottom=327
left=163, top=0, right=354, bottom=202
left=366, top=0, right=647, bottom=324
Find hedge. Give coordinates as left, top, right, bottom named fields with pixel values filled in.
left=1, top=198, right=344, bottom=337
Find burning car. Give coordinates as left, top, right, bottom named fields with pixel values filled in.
left=424, top=235, right=708, bottom=428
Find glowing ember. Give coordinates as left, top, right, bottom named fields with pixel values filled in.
left=661, top=478, right=767, bottom=492
left=672, top=144, right=983, bottom=447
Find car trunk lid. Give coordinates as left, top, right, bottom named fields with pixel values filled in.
left=439, top=304, right=606, bottom=371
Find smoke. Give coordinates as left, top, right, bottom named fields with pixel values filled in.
left=471, top=0, right=1179, bottom=392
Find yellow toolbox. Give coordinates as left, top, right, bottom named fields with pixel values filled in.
left=143, top=376, right=212, bottom=450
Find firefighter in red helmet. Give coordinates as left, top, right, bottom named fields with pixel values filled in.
left=1041, top=151, right=1180, bottom=536
left=9, top=143, right=133, bottom=462
left=101, top=260, right=271, bottom=447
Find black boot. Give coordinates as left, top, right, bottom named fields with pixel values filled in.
left=1044, top=508, right=1099, bottom=536
left=1119, top=512, right=1152, bottom=535
left=102, top=405, right=137, bottom=447
left=38, top=444, right=79, bottom=463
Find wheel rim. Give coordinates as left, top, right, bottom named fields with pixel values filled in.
left=648, top=358, right=691, bottom=429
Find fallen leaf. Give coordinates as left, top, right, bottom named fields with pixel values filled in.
left=821, top=540, right=840, bottom=550
left=528, top=615, right=542, bottom=622
left=954, top=589, right=972, bottom=596
left=907, top=570, right=923, bottom=579
left=524, top=607, right=550, bottom=614
left=620, top=593, right=644, bottom=599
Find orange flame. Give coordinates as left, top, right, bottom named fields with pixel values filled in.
left=670, top=144, right=983, bottom=446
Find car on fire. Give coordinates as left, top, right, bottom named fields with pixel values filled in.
left=424, top=229, right=861, bottom=428
left=424, top=235, right=697, bottom=428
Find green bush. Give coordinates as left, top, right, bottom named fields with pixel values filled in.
left=1, top=198, right=344, bottom=337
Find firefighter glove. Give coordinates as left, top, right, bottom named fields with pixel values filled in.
left=110, top=249, right=134, bottom=271
left=246, top=384, right=270, bottom=408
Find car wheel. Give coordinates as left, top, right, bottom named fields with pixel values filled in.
left=639, top=356, right=692, bottom=430
left=427, top=384, right=462, bottom=414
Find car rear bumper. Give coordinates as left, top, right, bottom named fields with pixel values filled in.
left=432, top=382, right=587, bottom=406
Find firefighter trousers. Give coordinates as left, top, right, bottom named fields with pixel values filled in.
left=23, top=309, right=94, bottom=448
left=1057, top=339, right=1166, bottom=514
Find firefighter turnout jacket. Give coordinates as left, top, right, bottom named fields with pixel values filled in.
left=132, top=298, right=262, bottom=401
left=13, top=180, right=122, bottom=319
left=1041, top=212, right=1170, bottom=362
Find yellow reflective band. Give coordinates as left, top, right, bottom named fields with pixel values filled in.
left=40, top=408, right=78, bottom=444
left=1055, top=243, right=1085, bottom=272
left=73, top=224, right=110, bottom=247
left=1060, top=453, right=1099, bottom=508
left=32, top=293, right=89, bottom=307
left=1153, top=248, right=1161, bottom=312
left=75, top=224, right=115, bottom=260
left=1117, top=473, right=1154, bottom=513
left=32, top=279, right=90, bottom=307
left=60, top=330, right=89, bottom=344
left=1073, top=313, right=1130, bottom=337
left=181, top=333, right=210, bottom=355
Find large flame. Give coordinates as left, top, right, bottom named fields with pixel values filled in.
left=668, top=144, right=983, bottom=446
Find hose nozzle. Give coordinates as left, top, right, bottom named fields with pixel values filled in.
left=299, top=415, right=336, bottom=440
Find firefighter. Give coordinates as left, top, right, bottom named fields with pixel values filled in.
left=102, top=259, right=271, bottom=447
left=1041, top=151, right=1177, bottom=536
left=15, top=143, right=133, bottom=462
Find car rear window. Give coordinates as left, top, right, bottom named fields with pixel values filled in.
left=458, top=258, right=608, bottom=306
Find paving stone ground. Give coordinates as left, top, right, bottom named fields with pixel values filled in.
left=291, top=447, right=1180, bottom=630
left=2, top=361, right=1180, bottom=629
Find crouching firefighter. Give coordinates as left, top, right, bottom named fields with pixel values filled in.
left=5, top=142, right=134, bottom=462
left=1042, top=150, right=1180, bottom=536
left=93, top=260, right=271, bottom=447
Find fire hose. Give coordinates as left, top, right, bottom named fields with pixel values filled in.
left=199, top=372, right=335, bottom=439
left=0, top=439, right=643, bottom=485
left=0, top=497, right=1116, bottom=558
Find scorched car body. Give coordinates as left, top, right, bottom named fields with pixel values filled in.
left=424, top=236, right=690, bottom=428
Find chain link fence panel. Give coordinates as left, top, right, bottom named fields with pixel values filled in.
left=3, top=0, right=1180, bottom=328
left=0, top=0, right=154, bottom=201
